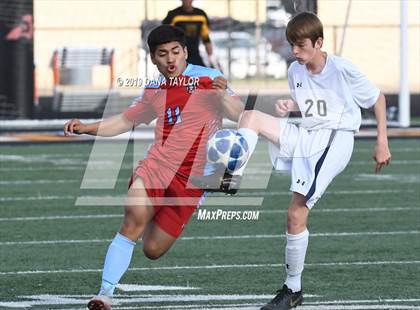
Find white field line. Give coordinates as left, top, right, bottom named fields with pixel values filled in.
left=65, top=296, right=420, bottom=307
left=0, top=206, right=418, bottom=222
left=17, top=293, right=318, bottom=298
left=112, top=303, right=420, bottom=310
left=75, top=190, right=416, bottom=206
left=305, top=299, right=420, bottom=305
left=6, top=303, right=420, bottom=310
left=67, top=305, right=259, bottom=310
left=1, top=261, right=419, bottom=276
left=163, top=306, right=420, bottom=310
left=0, top=214, right=122, bottom=221
left=116, top=307, right=420, bottom=310
left=0, top=165, right=134, bottom=172
left=354, top=173, right=419, bottom=183
left=2, top=296, right=419, bottom=310
left=233, top=189, right=417, bottom=196
left=289, top=306, right=420, bottom=310
left=0, top=239, right=112, bottom=246
left=0, top=195, right=75, bottom=202
left=0, top=230, right=419, bottom=246
left=0, top=294, right=316, bottom=309
left=1, top=159, right=419, bottom=173
left=0, top=178, right=128, bottom=185
left=229, top=148, right=420, bottom=155
left=1, top=146, right=418, bottom=160
left=0, top=180, right=80, bottom=185
left=84, top=305, right=420, bottom=310
left=0, top=195, right=263, bottom=205
left=74, top=196, right=265, bottom=206
left=261, top=207, right=420, bottom=213
left=1, top=188, right=417, bottom=205
left=1, top=171, right=419, bottom=183
left=1, top=171, right=417, bottom=186
left=33, top=304, right=420, bottom=310
left=2, top=148, right=419, bottom=164
left=1, top=188, right=414, bottom=203
left=116, top=284, right=199, bottom=292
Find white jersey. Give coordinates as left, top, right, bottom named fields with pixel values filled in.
left=288, top=54, right=380, bottom=131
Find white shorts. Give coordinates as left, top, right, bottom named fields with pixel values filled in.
left=268, top=123, right=354, bottom=209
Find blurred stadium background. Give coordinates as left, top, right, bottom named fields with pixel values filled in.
left=0, top=0, right=419, bottom=126
left=0, top=1, right=419, bottom=309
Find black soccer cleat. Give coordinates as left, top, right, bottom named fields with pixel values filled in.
left=189, top=169, right=242, bottom=195
left=260, top=285, right=303, bottom=310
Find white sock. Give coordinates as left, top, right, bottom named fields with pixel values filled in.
left=233, top=127, right=258, bottom=176
left=284, top=229, right=309, bottom=292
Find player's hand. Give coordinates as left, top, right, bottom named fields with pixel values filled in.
left=275, top=99, right=296, bottom=117
left=64, top=119, right=86, bottom=136
left=212, top=76, right=228, bottom=90
left=212, top=76, right=228, bottom=100
left=373, top=141, right=391, bottom=173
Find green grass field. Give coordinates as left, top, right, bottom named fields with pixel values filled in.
left=0, top=138, right=419, bottom=309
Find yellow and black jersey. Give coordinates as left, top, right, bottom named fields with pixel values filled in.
left=163, top=6, right=211, bottom=66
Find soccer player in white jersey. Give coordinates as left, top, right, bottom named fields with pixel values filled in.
left=192, top=12, right=391, bottom=310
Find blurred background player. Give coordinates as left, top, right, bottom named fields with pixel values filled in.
left=193, top=12, right=392, bottom=310
left=64, top=25, right=242, bottom=310
left=163, top=0, right=216, bottom=67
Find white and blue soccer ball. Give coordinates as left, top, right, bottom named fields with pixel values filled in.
left=206, top=129, right=249, bottom=172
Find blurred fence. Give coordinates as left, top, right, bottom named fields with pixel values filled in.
left=1, top=0, right=418, bottom=120
left=27, top=20, right=419, bottom=120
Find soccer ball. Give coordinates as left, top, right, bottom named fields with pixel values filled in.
left=207, top=129, right=249, bottom=172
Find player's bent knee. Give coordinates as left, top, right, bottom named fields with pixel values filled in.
left=287, top=208, right=300, bottom=224
left=124, top=206, right=149, bottom=226
left=143, top=241, right=165, bottom=260
left=286, top=206, right=308, bottom=232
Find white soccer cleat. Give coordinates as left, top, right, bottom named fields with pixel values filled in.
left=87, top=295, right=112, bottom=310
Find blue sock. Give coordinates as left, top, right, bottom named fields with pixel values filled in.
left=99, top=233, right=136, bottom=296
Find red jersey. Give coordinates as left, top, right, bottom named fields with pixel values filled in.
left=123, top=64, right=226, bottom=185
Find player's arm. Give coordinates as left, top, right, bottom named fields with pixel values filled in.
left=274, top=99, right=299, bottom=117
left=341, top=59, right=391, bottom=173
left=212, top=76, right=244, bottom=121
left=64, top=113, right=133, bottom=137
left=221, top=93, right=244, bottom=121
left=372, top=92, right=391, bottom=173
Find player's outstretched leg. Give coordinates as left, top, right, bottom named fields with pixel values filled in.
left=191, top=110, right=280, bottom=194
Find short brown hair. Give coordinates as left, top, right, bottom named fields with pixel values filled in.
left=286, top=12, right=323, bottom=46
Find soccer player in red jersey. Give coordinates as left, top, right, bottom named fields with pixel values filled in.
left=64, top=25, right=243, bottom=310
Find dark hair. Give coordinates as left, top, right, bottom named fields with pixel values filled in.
left=286, top=12, right=323, bottom=47
left=147, top=25, right=186, bottom=54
